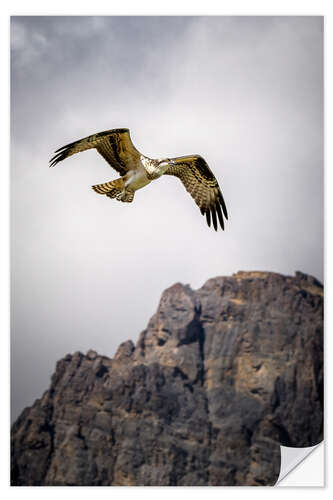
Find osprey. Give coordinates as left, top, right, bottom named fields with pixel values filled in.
left=49, top=128, right=228, bottom=230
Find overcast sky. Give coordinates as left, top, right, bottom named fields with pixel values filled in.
left=11, top=16, right=323, bottom=421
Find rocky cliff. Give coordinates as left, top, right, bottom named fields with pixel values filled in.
left=11, top=271, right=323, bottom=486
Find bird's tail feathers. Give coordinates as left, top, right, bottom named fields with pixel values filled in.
left=92, top=178, right=124, bottom=196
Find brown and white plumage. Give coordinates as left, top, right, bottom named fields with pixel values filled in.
left=50, top=128, right=228, bottom=230
left=165, top=155, right=228, bottom=231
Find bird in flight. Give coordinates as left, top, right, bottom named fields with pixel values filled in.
left=49, top=128, right=228, bottom=230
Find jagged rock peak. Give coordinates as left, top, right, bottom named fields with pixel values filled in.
left=11, top=271, right=323, bottom=486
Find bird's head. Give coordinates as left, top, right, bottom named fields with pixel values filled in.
left=158, top=158, right=176, bottom=170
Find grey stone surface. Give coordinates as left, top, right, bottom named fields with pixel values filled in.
left=11, top=271, right=323, bottom=486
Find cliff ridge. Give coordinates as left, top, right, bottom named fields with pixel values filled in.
left=11, top=271, right=323, bottom=486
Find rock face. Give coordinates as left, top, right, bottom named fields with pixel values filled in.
left=11, top=271, right=323, bottom=486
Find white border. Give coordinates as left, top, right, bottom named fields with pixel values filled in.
left=0, top=0, right=331, bottom=15
left=2, top=0, right=331, bottom=496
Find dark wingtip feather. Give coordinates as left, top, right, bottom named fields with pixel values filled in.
left=54, top=145, right=67, bottom=153
left=206, top=210, right=211, bottom=227
left=49, top=148, right=70, bottom=167
left=49, top=154, right=58, bottom=163
left=216, top=202, right=224, bottom=230
left=211, top=207, right=218, bottom=231
left=54, top=140, right=78, bottom=153
left=49, top=152, right=63, bottom=164
left=219, top=192, right=228, bottom=220
left=49, top=159, right=60, bottom=167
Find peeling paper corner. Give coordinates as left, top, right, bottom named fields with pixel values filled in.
left=277, top=442, right=324, bottom=486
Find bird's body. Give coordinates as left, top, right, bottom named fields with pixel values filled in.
left=50, top=128, right=228, bottom=230
left=124, top=162, right=151, bottom=191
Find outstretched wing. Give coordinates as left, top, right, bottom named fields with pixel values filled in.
left=49, top=128, right=141, bottom=176
left=164, top=155, right=228, bottom=231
